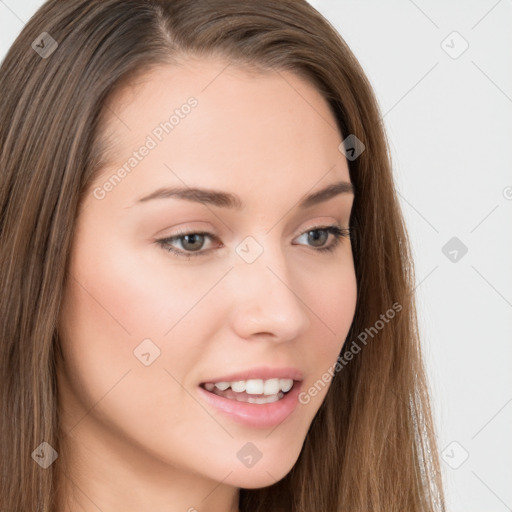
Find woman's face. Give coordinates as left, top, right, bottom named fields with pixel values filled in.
left=57, top=57, right=357, bottom=495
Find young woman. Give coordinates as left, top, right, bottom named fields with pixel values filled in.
left=0, top=1, right=446, bottom=510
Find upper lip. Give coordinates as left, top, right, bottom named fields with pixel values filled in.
left=200, top=366, right=304, bottom=384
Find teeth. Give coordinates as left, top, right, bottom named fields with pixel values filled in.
left=231, top=380, right=246, bottom=393
left=263, top=378, right=280, bottom=395
left=245, top=379, right=263, bottom=394
left=247, top=394, right=281, bottom=404
left=205, top=378, right=294, bottom=394
left=279, top=378, right=293, bottom=392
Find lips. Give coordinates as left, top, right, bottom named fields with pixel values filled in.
left=196, top=366, right=304, bottom=426
left=197, top=377, right=303, bottom=428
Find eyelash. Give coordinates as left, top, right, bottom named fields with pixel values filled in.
left=156, top=225, right=352, bottom=259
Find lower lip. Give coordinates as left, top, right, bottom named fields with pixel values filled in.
left=197, top=382, right=302, bottom=429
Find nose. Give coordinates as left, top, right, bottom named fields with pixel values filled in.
left=227, top=244, right=312, bottom=343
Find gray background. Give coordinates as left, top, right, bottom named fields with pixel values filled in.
left=1, top=1, right=511, bottom=510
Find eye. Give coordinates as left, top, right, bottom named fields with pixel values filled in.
left=156, top=230, right=218, bottom=259
left=293, top=225, right=351, bottom=253
left=156, top=225, right=352, bottom=259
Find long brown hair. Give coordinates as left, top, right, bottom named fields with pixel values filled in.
left=0, top=1, right=446, bottom=510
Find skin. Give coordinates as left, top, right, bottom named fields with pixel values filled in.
left=56, top=57, right=357, bottom=512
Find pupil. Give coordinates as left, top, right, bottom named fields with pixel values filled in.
left=309, top=229, right=327, bottom=246
left=183, top=234, right=204, bottom=251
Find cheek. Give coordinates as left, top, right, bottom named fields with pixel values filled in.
left=295, top=258, right=357, bottom=409
left=62, top=221, right=220, bottom=345
left=56, top=234, right=225, bottom=474
left=307, top=257, right=357, bottom=353
left=56, top=228, right=212, bottom=428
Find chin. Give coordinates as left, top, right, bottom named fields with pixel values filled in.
left=232, top=467, right=291, bottom=490
left=226, top=444, right=302, bottom=490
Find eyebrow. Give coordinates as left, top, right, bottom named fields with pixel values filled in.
left=133, top=180, right=354, bottom=210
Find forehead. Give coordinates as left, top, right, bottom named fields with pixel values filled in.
left=91, top=57, right=351, bottom=210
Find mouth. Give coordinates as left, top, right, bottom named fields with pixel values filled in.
left=197, top=369, right=304, bottom=428
left=199, top=378, right=297, bottom=404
